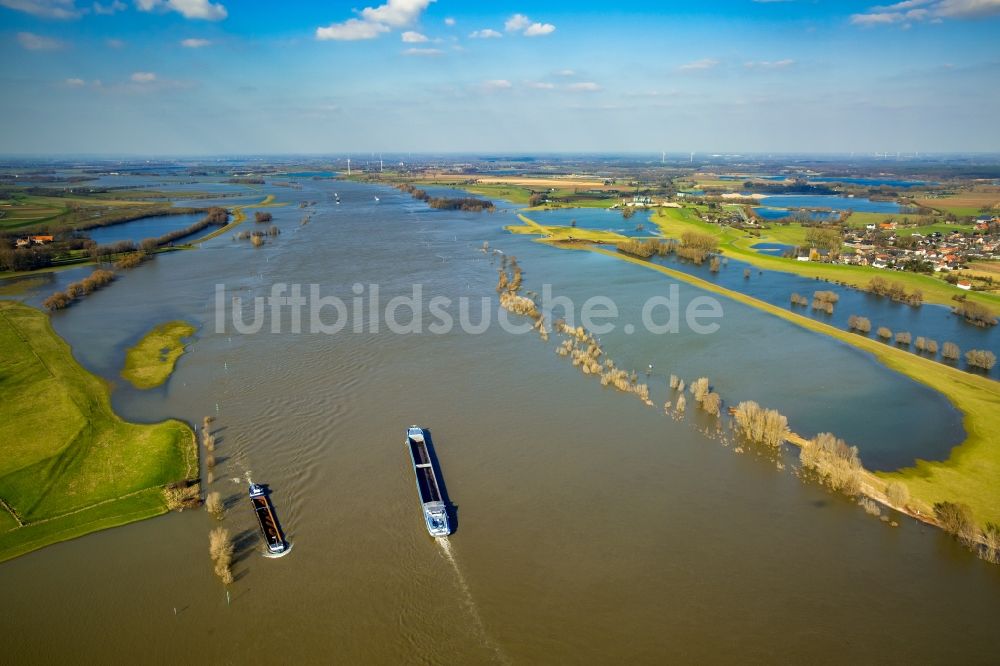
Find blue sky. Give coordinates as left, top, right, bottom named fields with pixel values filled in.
left=2, top=0, right=999, bottom=155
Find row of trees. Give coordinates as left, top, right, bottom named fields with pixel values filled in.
left=428, top=197, right=495, bottom=212
left=934, top=501, right=1000, bottom=564
left=614, top=233, right=721, bottom=268
left=731, top=401, right=789, bottom=448
left=42, top=269, right=115, bottom=310
left=113, top=251, right=147, bottom=270
left=202, top=415, right=234, bottom=584
left=952, top=300, right=997, bottom=327
left=616, top=238, right=676, bottom=258
left=848, top=316, right=995, bottom=370
left=678, top=231, right=718, bottom=265
left=151, top=207, right=228, bottom=246
left=867, top=277, right=923, bottom=307
left=800, top=432, right=864, bottom=496
left=396, top=183, right=495, bottom=212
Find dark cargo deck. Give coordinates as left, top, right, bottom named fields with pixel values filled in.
left=409, top=437, right=442, bottom=503
left=252, top=494, right=285, bottom=549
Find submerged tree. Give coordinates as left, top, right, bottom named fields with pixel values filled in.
left=701, top=391, right=721, bottom=417
left=800, top=432, right=863, bottom=496
left=732, top=401, right=788, bottom=448
left=206, top=491, right=224, bottom=520
left=209, top=526, right=234, bottom=584
left=966, top=349, right=997, bottom=370
left=690, top=377, right=710, bottom=403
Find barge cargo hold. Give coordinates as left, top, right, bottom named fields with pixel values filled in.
left=249, top=483, right=289, bottom=556
left=406, top=426, right=451, bottom=537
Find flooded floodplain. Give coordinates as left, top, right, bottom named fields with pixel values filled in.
left=1, top=177, right=998, bottom=663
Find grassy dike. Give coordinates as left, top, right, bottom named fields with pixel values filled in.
left=579, top=244, right=1000, bottom=526
left=506, top=214, right=999, bottom=527
left=0, top=301, right=196, bottom=562
left=121, top=321, right=197, bottom=390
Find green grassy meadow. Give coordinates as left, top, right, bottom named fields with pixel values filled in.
left=0, top=301, right=196, bottom=562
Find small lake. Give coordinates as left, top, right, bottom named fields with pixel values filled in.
left=757, top=176, right=930, bottom=188
left=759, top=195, right=904, bottom=214
left=283, top=171, right=335, bottom=178
left=751, top=242, right=796, bottom=255
left=811, top=176, right=931, bottom=188
left=83, top=212, right=206, bottom=245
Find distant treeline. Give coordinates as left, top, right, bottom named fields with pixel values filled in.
left=0, top=237, right=92, bottom=272
left=741, top=181, right=837, bottom=195
left=395, top=183, right=495, bottom=212
left=228, top=177, right=266, bottom=185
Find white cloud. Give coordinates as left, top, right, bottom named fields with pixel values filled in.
left=555, top=69, right=576, bottom=77
left=64, top=77, right=86, bottom=87
left=523, top=22, right=555, bottom=36
left=567, top=81, right=601, bottom=91
left=851, top=0, right=1000, bottom=26
left=317, top=0, right=433, bottom=41
left=136, top=0, right=227, bottom=21
left=444, top=16, right=454, bottom=26
left=528, top=81, right=555, bottom=89
left=0, top=0, right=80, bottom=19
left=317, top=18, right=389, bottom=40
left=469, top=28, right=502, bottom=38
left=92, top=0, right=125, bottom=14
left=181, top=37, right=211, bottom=47
left=744, top=58, right=795, bottom=69
left=481, top=79, right=513, bottom=92
left=403, top=47, right=442, bottom=56
left=678, top=58, right=719, bottom=71
left=504, top=13, right=556, bottom=37
left=401, top=30, right=428, bottom=42
left=361, top=0, right=434, bottom=27
left=105, top=37, right=126, bottom=48
left=504, top=13, right=531, bottom=31
left=131, top=71, right=157, bottom=83
left=936, top=0, right=1000, bottom=17
left=16, top=32, right=66, bottom=50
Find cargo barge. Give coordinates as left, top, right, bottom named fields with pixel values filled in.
left=249, top=483, right=290, bottom=557
left=406, top=426, right=451, bottom=537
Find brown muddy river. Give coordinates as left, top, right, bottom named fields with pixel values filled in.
left=2, top=178, right=998, bottom=664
